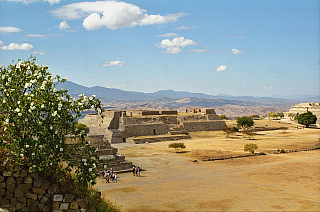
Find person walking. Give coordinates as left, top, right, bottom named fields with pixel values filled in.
left=137, top=167, right=141, bottom=177
left=132, top=167, right=136, bottom=176
left=114, top=174, right=117, bottom=183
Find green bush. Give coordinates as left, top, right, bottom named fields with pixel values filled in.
left=0, top=57, right=104, bottom=189
left=244, top=143, right=258, bottom=154
left=168, top=142, right=186, bottom=153
left=294, top=111, right=317, bottom=128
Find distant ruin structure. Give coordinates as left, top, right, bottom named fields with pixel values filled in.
left=284, top=103, right=320, bottom=123
left=79, top=108, right=227, bottom=143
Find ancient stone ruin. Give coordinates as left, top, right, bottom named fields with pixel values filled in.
left=284, top=102, right=320, bottom=123
left=79, top=108, right=227, bottom=143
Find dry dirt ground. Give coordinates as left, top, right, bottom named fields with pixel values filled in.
left=95, top=119, right=320, bottom=212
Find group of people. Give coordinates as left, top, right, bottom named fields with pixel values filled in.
left=133, top=167, right=141, bottom=177
left=102, top=169, right=117, bottom=183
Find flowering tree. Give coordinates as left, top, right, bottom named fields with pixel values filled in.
left=0, top=57, right=103, bottom=188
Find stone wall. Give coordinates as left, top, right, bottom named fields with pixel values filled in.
left=0, top=166, right=92, bottom=212
left=183, top=121, right=227, bottom=132
left=123, top=123, right=168, bottom=137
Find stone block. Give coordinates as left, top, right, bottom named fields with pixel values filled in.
left=13, top=171, right=20, bottom=178
left=77, top=198, right=87, bottom=209
left=0, top=199, right=9, bottom=207
left=0, top=166, right=4, bottom=172
left=70, top=201, right=79, bottom=210
left=0, top=176, right=4, bottom=183
left=10, top=197, right=17, bottom=206
left=26, top=192, right=37, bottom=200
left=15, top=187, right=24, bottom=198
left=15, top=202, right=24, bottom=210
left=38, top=194, right=43, bottom=200
left=17, top=184, right=31, bottom=193
left=37, top=203, right=45, bottom=211
left=3, top=171, right=12, bottom=177
left=52, top=202, right=60, bottom=211
left=60, top=202, right=69, bottom=210
left=33, top=179, right=42, bottom=187
left=27, top=199, right=39, bottom=208
left=20, top=170, right=28, bottom=178
left=7, top=184, right=15, bottom=193
left=6, top=176, right=15, bottom=185
left=64, top=194, right=75, bottom=203
left=40, top=196, right=50, bottom=204
left=32, top=187, right=46, bottom=195
left=24, top=176, right=33, bottom=184
left=17, top=197, right=27, bottom=205
left=0, top=183, right=5, bottom=189
left=5, top=190, right=13, bottom=200
left=53, top=194, right=63, bottom=202
left=42, top=204, right=51, bottom=211
left=31, top=172, right=38, bottom=180
left=16, top=177, right=23, bottom=185
left=41, top=182, right=50, bottom=190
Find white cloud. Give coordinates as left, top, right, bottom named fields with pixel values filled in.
left=102, top=61, right=125, bottom=67
left=4, top=0, right=60, bottom=5
left=187, top=49, right=210, bottom=53
left=156, top=37, right=198, bottom=54
left=231, top=48, right=243, bottom=54
left=155, top=33, right=178, bottom=37
left=51, top=1, right=186, bottom=30
left=264, top=87, right=273, bottom=90
left=33, top=50, right=45, bottom=55
left=25, top=34, right=47, bottom=38
left=0, top=41, right=3, bottom=46
left=216, top=66, right=227, bottom=72
left=175, top=25, right=195, bottom=30
left=0, top=26, right=22, bottom=34
left=59, top=21, right=71, bottom=30
left=1, top=43, right=33, bottom=50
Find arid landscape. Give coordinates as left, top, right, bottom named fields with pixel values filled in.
left=95, top=119, right=320, bottom=212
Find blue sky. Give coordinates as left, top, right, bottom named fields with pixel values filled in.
left=0, top=0, right=319, bottom=97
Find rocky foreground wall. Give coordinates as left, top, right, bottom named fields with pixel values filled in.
left=0, top=165, right=95, bottom=212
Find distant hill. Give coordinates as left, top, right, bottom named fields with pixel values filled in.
left=56, top=81, right=319, bottom=118
left=57, top=81, right=319, bottom=103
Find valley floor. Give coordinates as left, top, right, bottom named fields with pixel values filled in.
left=94, top=119, right=320, bottom=212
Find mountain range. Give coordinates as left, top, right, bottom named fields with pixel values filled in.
left=57, top=81, right=319, bottom=118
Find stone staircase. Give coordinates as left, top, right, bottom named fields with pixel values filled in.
left=86, top=137, right=135, bottom=172
left=167, top=124, right=189, bottom=135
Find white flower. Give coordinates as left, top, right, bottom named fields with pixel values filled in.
left=104, top=165, right=107, bottom=169
left=30, top=106, right=36, bottom=110
left=17, top=101, right=20, bottom=104
left=50, top=163, right=52, bottom=165
left=84, top=162, right=87, bottom=166
left=32, top=153, right=35, bottom=156
left=88, top=141, right=90, bottom=144
left=89, top=97, right=93, bottom=101
left=53, top=88, right=57, bottom=92
left=39, top=121, right=42, bottom=125
left=18, top=113, right=22, bottom=117
left=41, top=104, right=45, bottom=108
left=28, top=109, right=32, bottom=113
left=30, top=102, right=34, bottom=106
left=4, top=118, right=9, bottom=125
left=15, top=108, right=20, bottom=113
left=2, top=99, right=6, bottom=103
left=33, top=165, right=36, bottom=168
left=24, top=93, right=28, bottom=96
left=93, top=163, right=96, bottom=168
left=50, top=126, right=53, bottom=130
left=26, top=145, right=29, bottom=148
left=97, top=108, right=101, bottom=114
left=56, top=145, right=58, bottom=148
left=89, top=168, right=92, bottom=172
left=52, top=111, right=57, bottom=117
left=25, top=118, right=28, bottom=122
left=64, top=77, right=68, bottom=80
left=20, top=154, right=24, bottom=157
left=92, top=95, right=96, bottom=98
left=39, top=145, right=43, bottom=148
left=60, top=148, right=63, bottom=152
left=55, top=131, right=58, bottom=134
